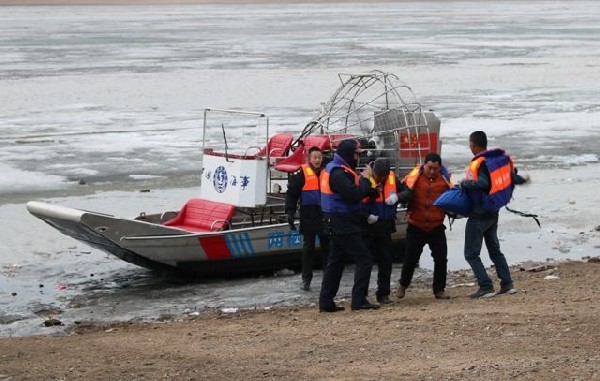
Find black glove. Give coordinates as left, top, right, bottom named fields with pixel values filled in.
left=367, top=187, right=379, bottom=200
left=287, top=212, right=296, bottom=231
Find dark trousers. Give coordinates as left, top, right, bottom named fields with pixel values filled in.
left=319, top=233, right=373, bottom=309
left=400, top=224, right=448, bottom=293
left=301, top=233, right=330, bottom=284
left=363, top=233, right=393, bottom=297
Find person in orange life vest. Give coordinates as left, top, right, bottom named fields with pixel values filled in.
left=461, top=131, right=529, bottom=299
left=361, top=158, right=405, bottom=304
left=285, top=146, right=331, bottom=292
left=318, top=139, right=380, bottom=312
left=396, top=152, right=454, bottom=300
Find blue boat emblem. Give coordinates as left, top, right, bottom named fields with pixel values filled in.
left=213, top=166, right=228, bottom=193
left=268, top=232, right=284, bottom=249
left=287, top=231, right=302, bottom=247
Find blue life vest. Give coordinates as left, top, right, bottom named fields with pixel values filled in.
left=320, top=154, right=360, bottom=213
left=466, top=149, right=515, bottom=212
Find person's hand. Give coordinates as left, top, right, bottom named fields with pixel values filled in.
left=361, top=165, right=373, bottom=179
left=367, top=214, right=379, bottom=224
left=385, top=191, right=398, bottom=205
left=287, top=213, right=296, bottom=231
left=367, top=187, right=379, bottom=199
left=523, top=174, right=531, bottom=183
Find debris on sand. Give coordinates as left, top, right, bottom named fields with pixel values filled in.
left=519, top=260, right=557, bottom=272
left=43, top=319, right=64, bottom=327
left=448, top=282, right=476, bottom=288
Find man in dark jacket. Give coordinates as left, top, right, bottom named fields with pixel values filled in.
left=361, top=158, right=403, bottom=304
left=285, top=146, right=330, bottom=291
left=318, top=139, right=380, bottom=312
left=461, top=131, right=528, bottom=298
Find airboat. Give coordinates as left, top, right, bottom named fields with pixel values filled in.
left=26, top=71, right=441, bottom=277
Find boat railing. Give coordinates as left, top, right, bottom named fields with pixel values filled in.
left=201, top=108, right=270, bottom=207
left=210, top=219, right=232, bottom=231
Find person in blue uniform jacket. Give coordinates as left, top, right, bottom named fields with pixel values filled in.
left=318, top=139, right=380, bottom=312
left=285, top=146, right=331, bottom=291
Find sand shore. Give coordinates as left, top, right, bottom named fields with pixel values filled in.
left=1, top=259, right=599, bottom=380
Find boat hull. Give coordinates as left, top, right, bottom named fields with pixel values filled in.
left=26, top=201, right=406, bottom=278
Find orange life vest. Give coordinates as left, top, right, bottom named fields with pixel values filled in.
left=300, top=164, right=321, bottom=206
left=402, top=164, right=453, bottom=231
left=320, top=159, right=360, bottom=213
left=362, top=171, right=397, bottom=219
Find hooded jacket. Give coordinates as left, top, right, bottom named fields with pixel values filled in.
left=321, top=140, right=377, bottom=234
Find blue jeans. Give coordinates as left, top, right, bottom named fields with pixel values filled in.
left=464, top=214, right=512, bottom=289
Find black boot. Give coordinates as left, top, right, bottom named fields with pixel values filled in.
left=376, top=295, right=393, bottom=304
left=301, top=281, right=310, bottom=291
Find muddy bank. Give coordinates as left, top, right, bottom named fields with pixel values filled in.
left=1, top=259, right=599, bottom=380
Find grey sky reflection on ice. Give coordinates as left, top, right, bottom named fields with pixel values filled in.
left=1, top=1, right=600, bottom=196
left=1, top=1, right=600, bottom=337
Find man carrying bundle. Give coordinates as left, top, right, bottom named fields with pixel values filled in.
left=461, top=131, right=529, bottom=298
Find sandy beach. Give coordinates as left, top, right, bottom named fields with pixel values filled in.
left=1, top=259, right=599, bottom=380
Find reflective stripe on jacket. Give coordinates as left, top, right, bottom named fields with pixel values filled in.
left=300, top=164, right=321, bottom=206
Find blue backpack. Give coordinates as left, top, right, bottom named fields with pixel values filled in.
left=434, top=186, right=472, bottom=219
left=435, top=185, right=541, bottom=228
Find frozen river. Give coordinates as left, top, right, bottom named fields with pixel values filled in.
left=1, top=0, right=599, bottom=336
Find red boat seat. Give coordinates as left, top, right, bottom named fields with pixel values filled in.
left=303, top=133, right=355, bottom=153
left=273, top=141, right=306, bottom=173
left=164, top=199, right=236, bottom=232
left=256, top=133, right=294, bottom=158
left=303, top=135, right=331, bottom=153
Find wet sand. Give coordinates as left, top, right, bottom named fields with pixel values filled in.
left=1, top=259, right=599, bottom=380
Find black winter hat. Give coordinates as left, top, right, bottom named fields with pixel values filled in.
left=336, top=139, right=362, bottom=163
left=373, top=158, right=391, bottom=177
